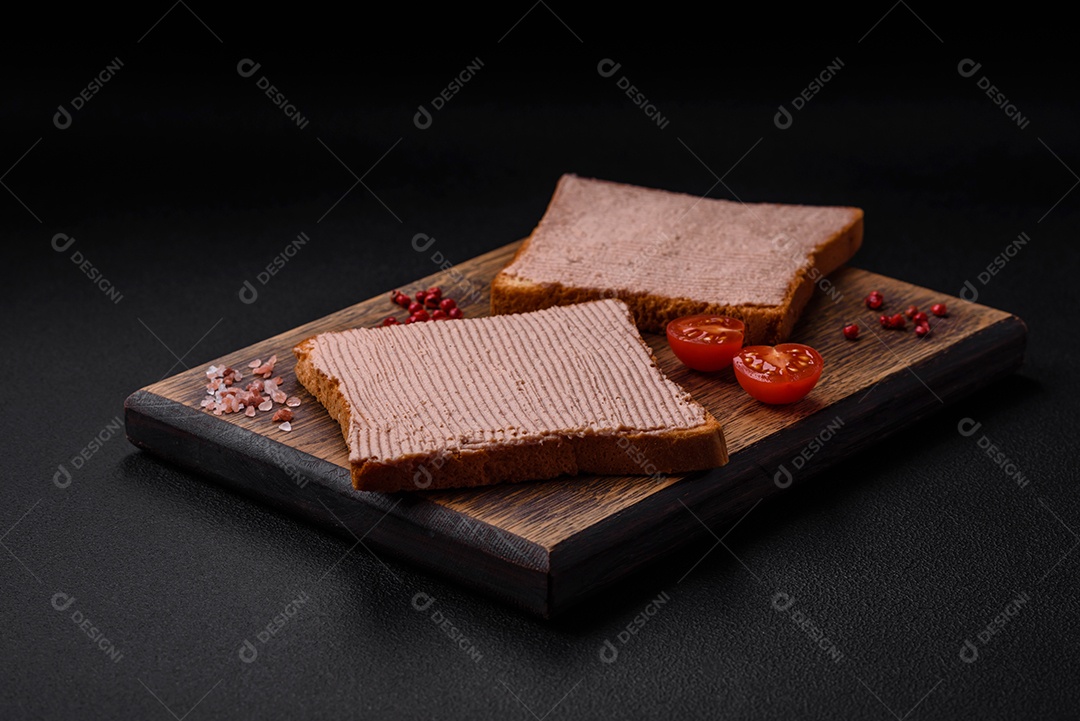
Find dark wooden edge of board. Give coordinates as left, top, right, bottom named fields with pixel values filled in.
left=547, top=314, right=1028, bottom=613
left=125, top=313, right=1027, bottom=618
left=124, top=390, right=553, bottom=613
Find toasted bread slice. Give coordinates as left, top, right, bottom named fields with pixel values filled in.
left=293, top=299, right=727, bottom=492
left=491, top=174, right=863, bottom=344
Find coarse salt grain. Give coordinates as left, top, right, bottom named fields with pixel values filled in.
left=202, top=356, right=298, bottom=422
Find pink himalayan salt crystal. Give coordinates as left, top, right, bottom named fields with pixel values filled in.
left=253, top=354, right=278, bottom=379
left=203, top=359, right=296, bottom=422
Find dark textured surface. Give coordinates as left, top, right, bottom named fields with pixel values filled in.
left=4, top=8, right=1077, bottom=720
left=125, top=299, right=1028, bottom=618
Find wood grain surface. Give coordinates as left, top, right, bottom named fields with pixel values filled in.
left=125, top=240, right=1028, bottom=616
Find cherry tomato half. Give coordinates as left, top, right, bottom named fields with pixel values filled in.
left=732, top=343, right=824, bottom=404
left=666, top=315, right=745, bottom=371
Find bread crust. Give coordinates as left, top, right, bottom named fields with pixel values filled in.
left=293, top=334, right=728, bottom=493
left=490, top=186, right=864, bottom=345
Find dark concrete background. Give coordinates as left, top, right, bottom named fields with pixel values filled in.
left=3, top=6, right=1077, bottom=719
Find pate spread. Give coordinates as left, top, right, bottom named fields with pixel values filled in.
left=502, top=174, right=861, bottom=307
left=305, top=300, right=707, bottom=464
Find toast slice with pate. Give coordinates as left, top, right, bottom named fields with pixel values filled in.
left=293, top=299, right=727, bottom=492
left=490, top=174, right=863, bottom=344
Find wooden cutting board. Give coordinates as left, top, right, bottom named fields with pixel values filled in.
left=124, top=240, right=1027, bottom=617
